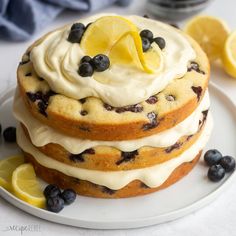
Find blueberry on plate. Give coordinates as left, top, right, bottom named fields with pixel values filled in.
left=92, top=54, right=110, bottom=72
left=78, top=62, right=94, bottom=77
left=60, top=189, right=76, bottom=205
left=140, top=29, right=153, bottom=41
left=208, top=164, right=225, bottom=182
left=204, top=149, right=222, bottom=166
left=219, top=156, right=235, bottom=172
left=3, top=127, right=16, bottom=143
left=46, top=196, right=64, bottom=213
left=141, top=37, right=151, bottom=52
left=44, top=184, right=61, bottom=198
left=153, top=37, right=166, bottom=50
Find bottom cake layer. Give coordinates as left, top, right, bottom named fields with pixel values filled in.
left=24, top=152, right=201, bottom=198
left=17, top=113, right=213, bottom=198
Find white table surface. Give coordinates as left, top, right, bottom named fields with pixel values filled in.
left=1, top=0, right=236, bottom=235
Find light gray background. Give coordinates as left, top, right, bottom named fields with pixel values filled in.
left=1, top=0, right=236, bottom=235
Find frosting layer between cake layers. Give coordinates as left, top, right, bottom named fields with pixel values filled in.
left=13, top=89, right=210, bottom=153
left=30, top=14, right=196, bottom=107
left=16, top=113, right=213, bottom=190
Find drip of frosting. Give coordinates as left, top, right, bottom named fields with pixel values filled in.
left=30, top=13, right=196, bottom=107
left=16, top=114, right=213, bottom=190
left=13, top=89, right=210, bottom=154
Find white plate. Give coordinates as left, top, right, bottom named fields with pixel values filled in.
left=0, top=83, right=236, bottom=229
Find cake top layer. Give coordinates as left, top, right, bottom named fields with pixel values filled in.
left=30, top=13, right=196, bottom=107
left=17, top=31, right=209, bottom=140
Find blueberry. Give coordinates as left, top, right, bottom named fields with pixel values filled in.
left=153, top=37, right=166, bottom=50
left=92, top=54, right=110, bottom=72
left=26, top=92, right=37, bottom=102
left=44, top=184, right=61, bottom=198
left=3, top=127, right=16, bottom=143
left=38, top=101, right=48, bottom=117
left=80, top=110, right=88, bottom=116
left=68, top=26, right=85, bottom=43
left=140, top=29, right=153, bottom=41
left=219, top=156, right=235, bottom=172
left=208, top=164, right=225, bottom=182
left=204, top=149, right=222, bottom=166
left=71, top=23, right=85, bottom=31
left=46, top=196, right=64, bottom=213
left=78, top=62, right=94, bottom=77
left=80, top=56, right=92, bottom=64
left=60, top=189, right=76, bottom=205
left=141, top=37, right=151, bottom=52
left=143, top=14, right=149, bottom=18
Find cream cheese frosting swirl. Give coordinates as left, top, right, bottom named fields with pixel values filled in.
left=30, top=13, right=196, bottom=107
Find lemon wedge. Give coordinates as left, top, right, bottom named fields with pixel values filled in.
left=185, top=15, right=230, bottom=61
left=81, top=16, right=162, bottom=73
left=222, top=30, right=236, bottom=78
left=0, top=155, right=24, bottom=191
left=12, top=163, right=45, bottom=208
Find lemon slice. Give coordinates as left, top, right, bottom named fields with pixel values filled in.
left=12, top=163, right=45, bottom=208
left=110, top=32, right=162, bottom=73
left=222, top=30, right=236, bottom=78
left=0, top=155, right=24, bottom=191
left=185, top=15, right=230, bottom=61
left=81, top=16, right=162, bottom=73
left=81, top=16, right=138, bottom=56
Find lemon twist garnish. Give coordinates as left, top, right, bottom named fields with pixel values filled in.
left=80, top=16, right=162, bottom=73
left=110, top=31, right=163, bottom=73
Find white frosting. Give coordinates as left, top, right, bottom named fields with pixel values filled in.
left=16, top=114, right=213, bottom=190
left=13, top=90, right=210, bottom=154
left=30, top=13, right=196, bottom=107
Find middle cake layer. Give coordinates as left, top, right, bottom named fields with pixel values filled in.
left=14, top=88, right=210, bottom=171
